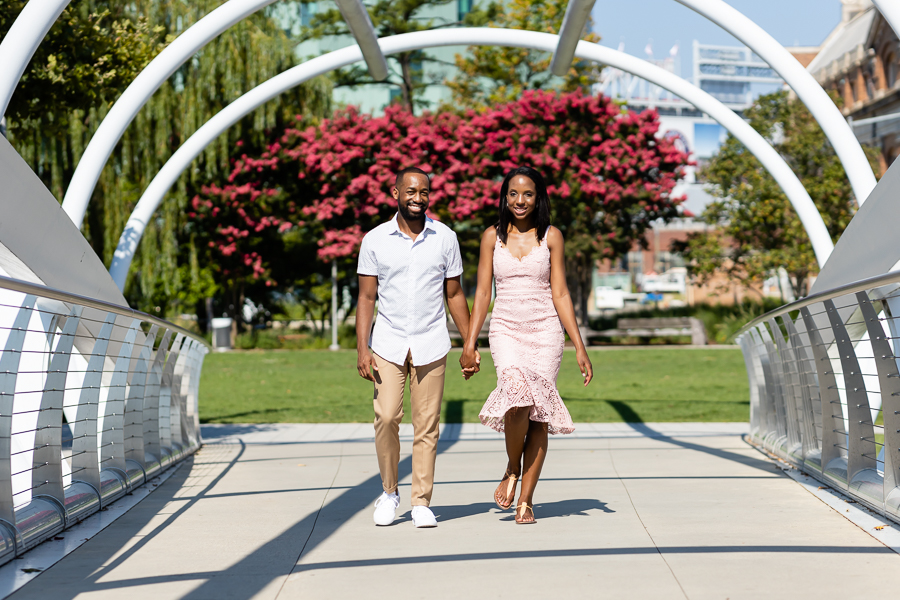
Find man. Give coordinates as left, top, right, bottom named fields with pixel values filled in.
left=356, top=166, right=479, bottom=528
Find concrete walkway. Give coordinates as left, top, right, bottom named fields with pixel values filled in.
left=9, top=423, right=900, bottom=599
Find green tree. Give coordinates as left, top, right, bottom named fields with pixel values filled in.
left=448, top=0, right=600, bottom=109
left=675, top=91, right=879, bottom=299
left=297, top=0, right=485, bottom=113
left=1, top=1, right=332, bottom=317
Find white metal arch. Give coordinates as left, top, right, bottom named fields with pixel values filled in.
left=60, top=0, right=280, bottom=227
left=674, top=0, right=877, bottom=205
left=107, top=28, right=835, bottom=291
left=59, top=0, right=386, bottom=228
left=55, top=0, right=883, bottom=230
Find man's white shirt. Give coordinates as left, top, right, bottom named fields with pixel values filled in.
left=357, top=214, right=463, bottom=366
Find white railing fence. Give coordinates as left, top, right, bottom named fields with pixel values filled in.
left=0, top=275, right=208, bottom=565
left=737, top=271, right=900, bottom=523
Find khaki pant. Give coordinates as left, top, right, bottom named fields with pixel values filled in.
left=372, top=351, right=446, bottom=506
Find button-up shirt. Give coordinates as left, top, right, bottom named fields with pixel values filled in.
left=357, top=214, right=463, bottom=366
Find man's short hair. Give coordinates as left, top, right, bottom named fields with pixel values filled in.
left=394, top=167, right=430, bottom=190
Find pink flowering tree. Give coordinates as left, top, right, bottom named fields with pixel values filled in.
left=191, top=90, right=690, bottom=324
left=189, top=161, right=298, bottom=322
left=465, top=90, right=692, bottom=321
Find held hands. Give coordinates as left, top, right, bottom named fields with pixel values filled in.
left=460, top=345, right=481, bottom=380
left=576, top=348, right=593, bottom=387
left=357, top=349, right=378, bottom=381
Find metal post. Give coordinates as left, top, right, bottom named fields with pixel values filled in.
left=330, top=260, right=340, bottom=351
left=825, top=297, right=880, bottom=508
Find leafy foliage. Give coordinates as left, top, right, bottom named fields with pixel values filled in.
left=675, top=91, right=879, bottom=298
left=2, top=0, right=333, bottom=317
left=448, top=0, right=601, bottom=109
left=0, top=1, right=164, bottom=136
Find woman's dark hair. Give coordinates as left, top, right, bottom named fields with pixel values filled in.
left=496, top=166, right=552, bottom=245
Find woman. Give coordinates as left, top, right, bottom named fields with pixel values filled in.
left=461, top=166, right=593, bottom=525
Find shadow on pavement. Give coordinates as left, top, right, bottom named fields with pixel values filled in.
left=434, top=498, right=615, bottom=523
left=616, top=421, right=780, bottom=475
left=289, top=544, right=894, bottom=574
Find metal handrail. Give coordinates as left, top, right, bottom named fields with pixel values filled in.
left=738, top=268, right=900, bottom=336
left=737, top=268, right=900, bottom=525
left=0, top=274, right=210, bottom=349
left=0, top=276, right=209, bottom=564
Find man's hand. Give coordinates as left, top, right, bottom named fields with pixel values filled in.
left=357, top=349, right=378, bottom=381
left=460, top=346, right=481, bottom=380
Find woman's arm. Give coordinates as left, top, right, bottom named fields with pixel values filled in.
left=547, top=227, right=593, bottom=386
left=461, top=227, right=496, bottom=372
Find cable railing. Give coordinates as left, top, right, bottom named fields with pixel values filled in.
left=737, top=269, right=900, bottom=523
left=0, top=275, right=209, bottom=565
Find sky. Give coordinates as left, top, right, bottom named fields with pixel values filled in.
left=591, top=0, right=846, bottom=81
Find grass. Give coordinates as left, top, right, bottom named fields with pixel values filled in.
left=199, top=347, right=750, bottom=424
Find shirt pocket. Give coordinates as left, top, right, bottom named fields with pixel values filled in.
left=420, top=259, right=446, bottom=283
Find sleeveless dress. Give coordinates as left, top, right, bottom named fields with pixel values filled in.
left=478, top=231, right=575, bottom=435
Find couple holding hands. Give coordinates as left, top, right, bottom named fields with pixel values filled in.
left=356, top=165, right=593, bottom=528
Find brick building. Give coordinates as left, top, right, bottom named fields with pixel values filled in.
left=807, top=0, right=900, bottom=172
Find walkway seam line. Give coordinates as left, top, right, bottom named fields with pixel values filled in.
left=742, top=436, right=900, bottom=555
left=276, top=441, right=344, bottom=598
left=607, top=438, right=690, bottom=600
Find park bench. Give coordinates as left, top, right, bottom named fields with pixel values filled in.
left=586, top=317, right=707, bottom=346
left=448, top=313, right=491, bottom=342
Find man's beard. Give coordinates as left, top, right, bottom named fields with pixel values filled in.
left=398, top=203, right=426, bottom=222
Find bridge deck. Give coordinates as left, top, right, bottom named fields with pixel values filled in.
left=10, top=423, right=900, bottom=599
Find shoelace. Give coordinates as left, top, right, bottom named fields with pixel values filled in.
left=375, top=494, right=399, bottom=508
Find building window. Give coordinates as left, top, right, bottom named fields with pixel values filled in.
left=888, top=54, right=898, bottom=88
left=300, top=2, right=316, bottom=27
left=458, top=0, right=473, bottom=22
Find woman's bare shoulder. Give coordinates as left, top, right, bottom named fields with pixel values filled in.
left=482, top=226, right=498, bottom=243
left=546, top=226, right=564, bottom=246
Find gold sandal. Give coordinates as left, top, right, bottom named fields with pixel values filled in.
left=494, top=473, right=518, bottom=510
left=515, top=503, right=536, bottom=524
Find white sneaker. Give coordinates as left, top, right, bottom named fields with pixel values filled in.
left=373, top=491, right=400, bottom=526
left=411, top=505, right=437, bottom=528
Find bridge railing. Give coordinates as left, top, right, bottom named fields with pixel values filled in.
left=737, top=270, right=900, bottom=523
left=0, top=275, right=208, bottom=565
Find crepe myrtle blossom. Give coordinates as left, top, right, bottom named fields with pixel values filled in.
left=189, top=90, right=690, bottom=281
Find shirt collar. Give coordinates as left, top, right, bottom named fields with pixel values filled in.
left=388, top=213, right=436, bottom=237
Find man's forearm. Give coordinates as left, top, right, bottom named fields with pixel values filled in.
left=356, top=299, right=375, bottom=350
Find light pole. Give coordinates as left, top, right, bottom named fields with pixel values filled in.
left=329, top=260, right=340, bottom=351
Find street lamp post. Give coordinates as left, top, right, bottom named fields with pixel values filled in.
left=330, top=260, right=340, bottom=351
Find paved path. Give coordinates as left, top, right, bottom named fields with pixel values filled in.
left=10, top=423, right=900, bottom=599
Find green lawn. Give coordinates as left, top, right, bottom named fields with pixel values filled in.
left=198, top=348, right=750, bottom=424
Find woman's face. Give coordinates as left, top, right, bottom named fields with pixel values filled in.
left=506, top=175, right=537, bottom=222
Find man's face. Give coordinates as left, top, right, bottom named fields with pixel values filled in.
left=392, top=173, right=430, bottom=222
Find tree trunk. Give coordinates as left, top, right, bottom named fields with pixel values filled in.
left=399, top=54, right=415, bottom=113
left=204, top=297, right=214, bottom=334
left=577, top=255, right=590, bottom=328
left=567, top=254, right=591, bottom=327
left=791, top=272, right=807, bottom=300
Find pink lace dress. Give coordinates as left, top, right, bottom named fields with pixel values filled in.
left=478, top=232, right=575, bottom=435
